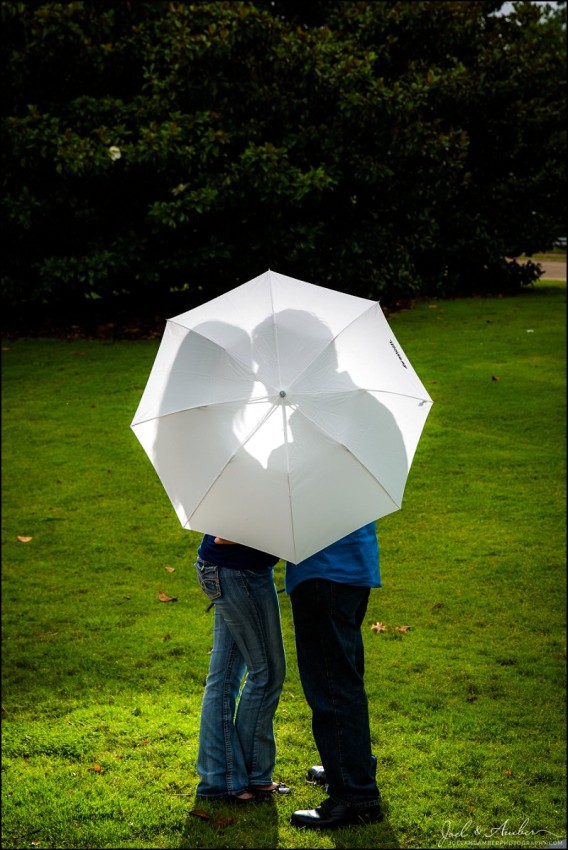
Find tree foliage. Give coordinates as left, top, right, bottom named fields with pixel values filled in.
left=1, top=0, right=566, bottom=331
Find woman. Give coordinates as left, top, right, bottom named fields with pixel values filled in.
left=194, top=535, right=289, bottom=802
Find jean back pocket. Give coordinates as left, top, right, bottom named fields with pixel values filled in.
left=195, top=559, right=222, bottom=601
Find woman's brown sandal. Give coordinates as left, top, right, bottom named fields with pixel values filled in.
left=249, top=781, right=291, bottom=798
left=228, top=792, right=255, bottom=804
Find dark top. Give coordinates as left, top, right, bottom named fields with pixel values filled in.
left=198, top=534, right=280, bottom=570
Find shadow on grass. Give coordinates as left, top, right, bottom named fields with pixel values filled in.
left=330, top=815, right=401, bottom=849
left=178, top=794, right=280, bottom=848
left=177, top=794, right=401, bottom=849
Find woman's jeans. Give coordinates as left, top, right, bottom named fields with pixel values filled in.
left=290, top=578, right=380, bottom=809
left=195, top=559, right=286, bottom=798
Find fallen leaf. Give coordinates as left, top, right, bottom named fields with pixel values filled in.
left=164, top=566, right=175, bottom=573
left=93, top=763, right=103, bottom=773
left=503, top=769, right=513, bottom=778
left=371, top=622, right=411, bottom=634
left=189, top=809, right=212, bottom=820
left=17, top=536, right=33, bottom=543
left=158, top=591, right=177, bottom=602
left=214, top=816, right=234, bottom=829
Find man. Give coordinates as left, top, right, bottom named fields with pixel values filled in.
left=286, top=522, right=383, bottom=829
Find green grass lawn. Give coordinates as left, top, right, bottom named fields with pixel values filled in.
left=2, top=283, right=566, bottom=849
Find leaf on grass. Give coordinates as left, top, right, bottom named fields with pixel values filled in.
left=503, top=769, right=513, bottom=778
left=164, top=566, right=175, bottom=573
left=93, top=764, right=103, bottom=773
left=158, top=591, right=177, bottom=602
left=213, top=816, right=234, bottom=829
left=189, top=809, right=212, bottom=820
left=17, top=535, right=33, bottom=543
left=371, top=622, right=411, bottom=634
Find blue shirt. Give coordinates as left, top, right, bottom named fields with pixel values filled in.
left=198, top=534, right=279, bottom=570
left=285, top=522, right=381, bottom=595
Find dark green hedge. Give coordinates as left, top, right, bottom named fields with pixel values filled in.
left=1, top=1, right=566, bottom=332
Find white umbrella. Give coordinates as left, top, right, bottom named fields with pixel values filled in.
left=131, top=270, right=433, bottom=562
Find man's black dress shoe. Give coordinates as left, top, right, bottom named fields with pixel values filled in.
left=306, top=754, right=377, bottom=787
left=291, top=796, right=383, bottom=830
left=306, top=765, right=327, bottom=786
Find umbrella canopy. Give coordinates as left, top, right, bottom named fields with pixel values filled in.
left=131, top=270, right=433, bottom=562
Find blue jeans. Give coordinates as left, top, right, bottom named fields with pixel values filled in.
left=195, top=558, right=286, bottom=798
left=290, top=578, right=380, bottom=809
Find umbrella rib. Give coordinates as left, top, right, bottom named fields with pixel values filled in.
left=280, top=403, right=298, bottom=560
left=283, top=303, right=431, bottom=404
left=292, top=406, right=402, bottom=510
left=268, top=271, right=285, bottom=394
left=184, top=403, right=279, bottom=525
left=167, top=318, right=255, bottom=375
left=285, top=303, right=379, bottom=391
left=132, top=396, right=273, bottom=427
left=291, top=387, right=432, bottom=406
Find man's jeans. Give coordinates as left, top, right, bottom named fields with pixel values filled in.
left=290, top=578, right=380, bottom=809
left=195, top=559, right=286, bottom=798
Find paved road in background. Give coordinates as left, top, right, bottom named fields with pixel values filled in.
left=540, top=260, right=566, bottom=281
